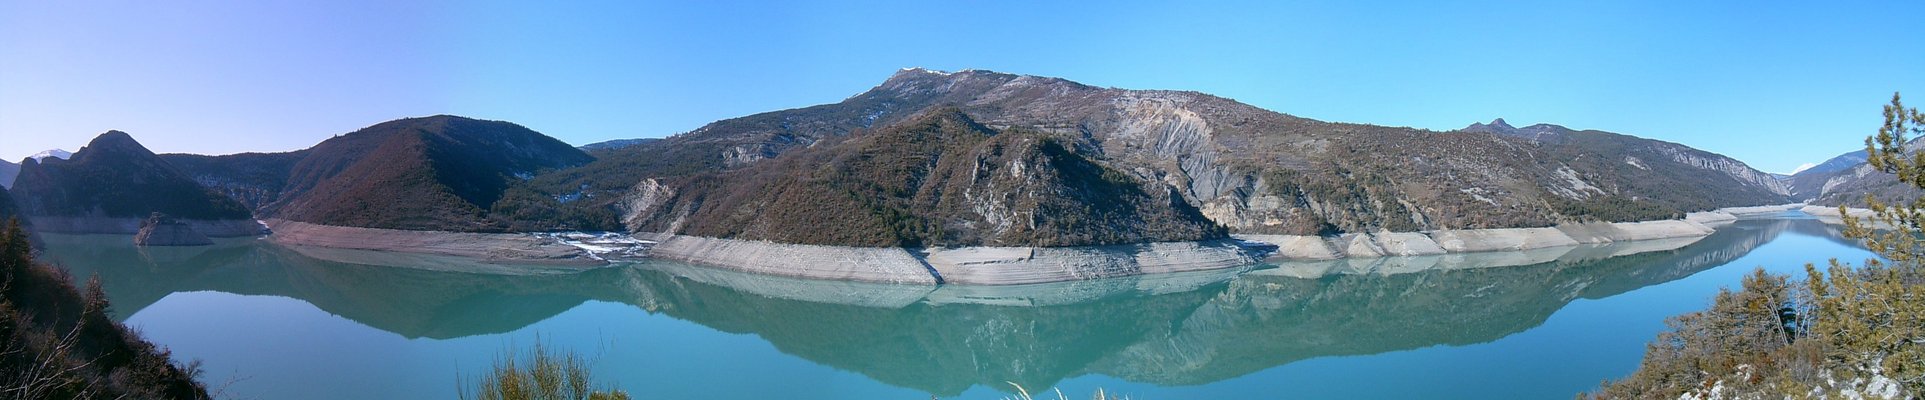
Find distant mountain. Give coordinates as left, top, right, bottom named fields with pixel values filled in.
left=1459, top=119, right=1791, bottom=207
left=580, top=138, right=660, bottom=152
left=0, top=158, right=17, bottom=188
left=1802, top=138, right=1925, bottom=207
left=1784, top=147, right=1873, bottom=201
left=29, top=149, right=72, bottom=161
left=161, top=151, right=308, bottom=212
left=9, top=131, right=253, bottom=221
left=268, top=115, right=595, bottom=232
left=513, top=69, right=1792, bottom=243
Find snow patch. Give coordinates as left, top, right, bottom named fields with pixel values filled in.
left=29, top=149, right=71, bottom=161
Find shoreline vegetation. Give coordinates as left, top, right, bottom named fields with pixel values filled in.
left=0, top=220, right=209, bottom=399
left=1589, top=94, right=1925, bottom=398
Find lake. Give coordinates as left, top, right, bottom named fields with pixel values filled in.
left=35, top=214, right=1875, bottom=399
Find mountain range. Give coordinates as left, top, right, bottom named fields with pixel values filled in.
left=519, top=69, right=1794, bottom=242
left=1786, top=137, right=1923, bottom=206
left=9, top=68, right=1847, bottom=249
left=10, top=131, right=253, bottom=222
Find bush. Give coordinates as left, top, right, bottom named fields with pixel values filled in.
left=460, top=340, right=629, bottom=400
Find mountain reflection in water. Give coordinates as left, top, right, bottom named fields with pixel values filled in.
left=38, top=217, right=1811, bottom=396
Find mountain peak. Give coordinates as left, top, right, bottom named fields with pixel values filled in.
left=1464, top=118, right=1518, bottom=134
left=27, top=149, right=72, bottom=162
left=75, top=130, right=159, bottom=162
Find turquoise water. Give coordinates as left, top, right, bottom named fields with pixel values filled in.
left=35, top=215, right=1875, bottom=399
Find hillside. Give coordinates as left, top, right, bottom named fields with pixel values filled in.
left=514, top=68, right=1789, bottom=242
left=270, top=115, right=595, bottom=232
left=0, top=159, right=16, bottom=188
left=1784, top=149, right=1868, bottom=200
left=1794, top=137, right=1924, bottom=206
left=161, top=151, right=308, bottom=212
left=0, top=212, right=208, bottom=398
left=9, top=131, right=253, bottom=221
left=0, top=185, right=19, bottom=224
left=625, top=109, right=1226, bottom=247
left=1459, top=119, right=1791, bottom=211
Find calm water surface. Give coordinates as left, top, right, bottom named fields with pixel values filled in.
left=36, top=214, right=1875, bottom=399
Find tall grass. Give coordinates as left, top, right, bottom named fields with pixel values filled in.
left=459, top=339, right=628, bottom=400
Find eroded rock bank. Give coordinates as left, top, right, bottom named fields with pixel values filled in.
left=1800, top=204, right=1880, bottom=226
left=642, top=234, right=1265, bottom=286
left=1237, top=204, right=1803, bottom=260
left=259, top=205, right=1804, bottom=286
left=133, top=213, right=213, bottom=246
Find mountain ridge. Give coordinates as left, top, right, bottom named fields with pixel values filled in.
left=507, top=68, right=1792, bottom=244
left=9, top=131, right=254, bottom=221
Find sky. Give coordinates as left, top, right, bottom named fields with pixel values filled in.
left=3, top=1, right=1922, bottom=174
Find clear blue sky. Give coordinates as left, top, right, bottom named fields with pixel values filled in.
left=3, top=1, right=1921, bottom=174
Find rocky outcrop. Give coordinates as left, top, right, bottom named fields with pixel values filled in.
left=134, top=213, right=213, bottom=246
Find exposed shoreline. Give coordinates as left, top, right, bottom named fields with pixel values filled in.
left=256, top=204, right=1805, bottom=285
left=263, top=220, right=602, bottom=266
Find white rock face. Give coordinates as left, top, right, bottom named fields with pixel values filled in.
left=1429, top=227, right=1581, bottom=253
left=1655, top=145, right=1793, bottom=196
left=1556, top=220, right=1714, bottom=244
left=648, top=235, right=939, bottom=285
left=1233, top=234, right=1339, bottom=259
left=1328, top=234, right=1386, bottom=258
left=619, top=178, right=679, bottom=231
left=1371, top=232, right=1447, bottom=256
